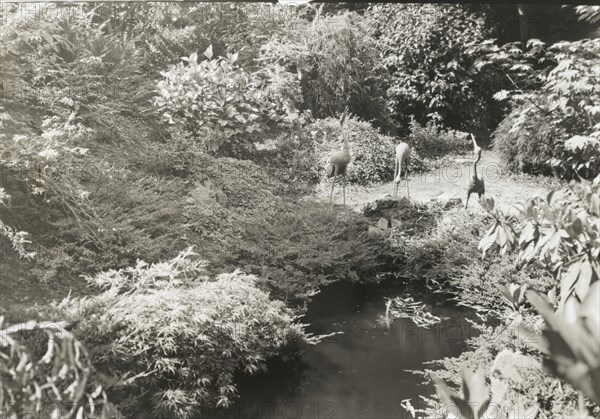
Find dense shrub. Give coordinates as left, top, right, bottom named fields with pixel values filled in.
left=258, top=131, right=322, bottom=189
left=388, top=209, right=482, bottom=287
left=493, top=107, right=576, bottom=176
left=1, top=107, right=298, bottom=285
left=218, top=200, right=379, bottom=303
left=366, top=4, right=493, bottom=132
left=35, top=172, right=188, bottom=281
left=57, top=249, right=311, bottom=418
left=426, top=179, right=600, bottom=419
left=407, top=118, right=473, bottom=160
left=259, top=11, right=392, bottom=130
left=133, top=128, right=204, bottom=177
left=0, top=115, right=194, bottom=281
left=1, top=4, right=153, bottom=125
left=489, top=38, right=600, bottom=179
left=452, top=255, right=553, bottom=315
left=493, top=99, right=590, bottom=177
left=154, top=46, right=300, bottom=157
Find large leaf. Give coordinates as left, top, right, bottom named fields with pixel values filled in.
left=527, top=291, right=600, bottom=404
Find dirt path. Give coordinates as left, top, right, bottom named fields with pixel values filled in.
left=318, top=151, right=558, bottom=214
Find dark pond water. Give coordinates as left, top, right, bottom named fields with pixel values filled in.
left=225, top=280, right=478, bottom=419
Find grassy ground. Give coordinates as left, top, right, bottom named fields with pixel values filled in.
left=1, top=149, right=564, bottom=322
left=318, top=150, right=561, bottom=214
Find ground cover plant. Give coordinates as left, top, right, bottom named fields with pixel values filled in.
left=52, top=249, right=314, bottom=419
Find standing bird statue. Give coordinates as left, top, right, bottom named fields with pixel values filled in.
left=393, top=142, right=411, bottom=198
left=465, top=134, right=485, bottom=209
left=327, top=106, right=351, bottom=205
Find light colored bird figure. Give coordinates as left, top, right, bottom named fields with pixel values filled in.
left=393, top=142, right=411, bottom=198
left=465, top=146, right=485, bottom=209
left=327, top=106, right=351, bottom=205
left=471, top=133, right=482, bottom=154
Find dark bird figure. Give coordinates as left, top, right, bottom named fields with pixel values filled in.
left=465, top=139, right=485, bottom=209
left=328, top=107, right=351, bottom=205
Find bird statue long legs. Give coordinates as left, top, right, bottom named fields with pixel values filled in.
left=328, top=106, right=351, bottom=205
left=393, top=142, right=411, bottom=198
left=465, top=137, right=485, bottom=209
left=329, top=164, right=348, bottom=205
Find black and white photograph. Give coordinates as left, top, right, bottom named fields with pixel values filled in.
left=1, top=1, right=599, bottom=418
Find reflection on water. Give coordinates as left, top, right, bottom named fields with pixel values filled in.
left=228, top=281, right=477, bottom=419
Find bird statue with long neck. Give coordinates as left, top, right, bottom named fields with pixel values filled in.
left=470, top=132, right=482, bottom=155
left=465, top=136, right=485, bottom=209
left=393, top=142, right=411, bottom=198
left=327, top=106, right=351, bottom=205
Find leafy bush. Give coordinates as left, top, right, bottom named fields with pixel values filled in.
left=384, top=203, right=583, bottom=418
left=154, top=46, right=299, bottom=157
left=549, top=135, right=600, bottom=180
left=407, top=118, right=473, bottom=160
left=425, top=177, right=600, bottom=418
left=452, top=255, right=553, bottom=316
left=385, top=207, right=553, bottom=314
left=488, top=38, right=600, bottom=179
left=366, top=4, right=493, bottom=132
left=58, top=249, right=311, bottom=418
left=493, top=107, right=577, bottom=176
left=479, top=176, right=599, bottom=309
left=0, top=317, right=114, bottom=418
left=154, top=48, right=262, bottom=154
left=423, top=324, right=585, bottom=418
left=259, top=10, right=391, bottom=130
